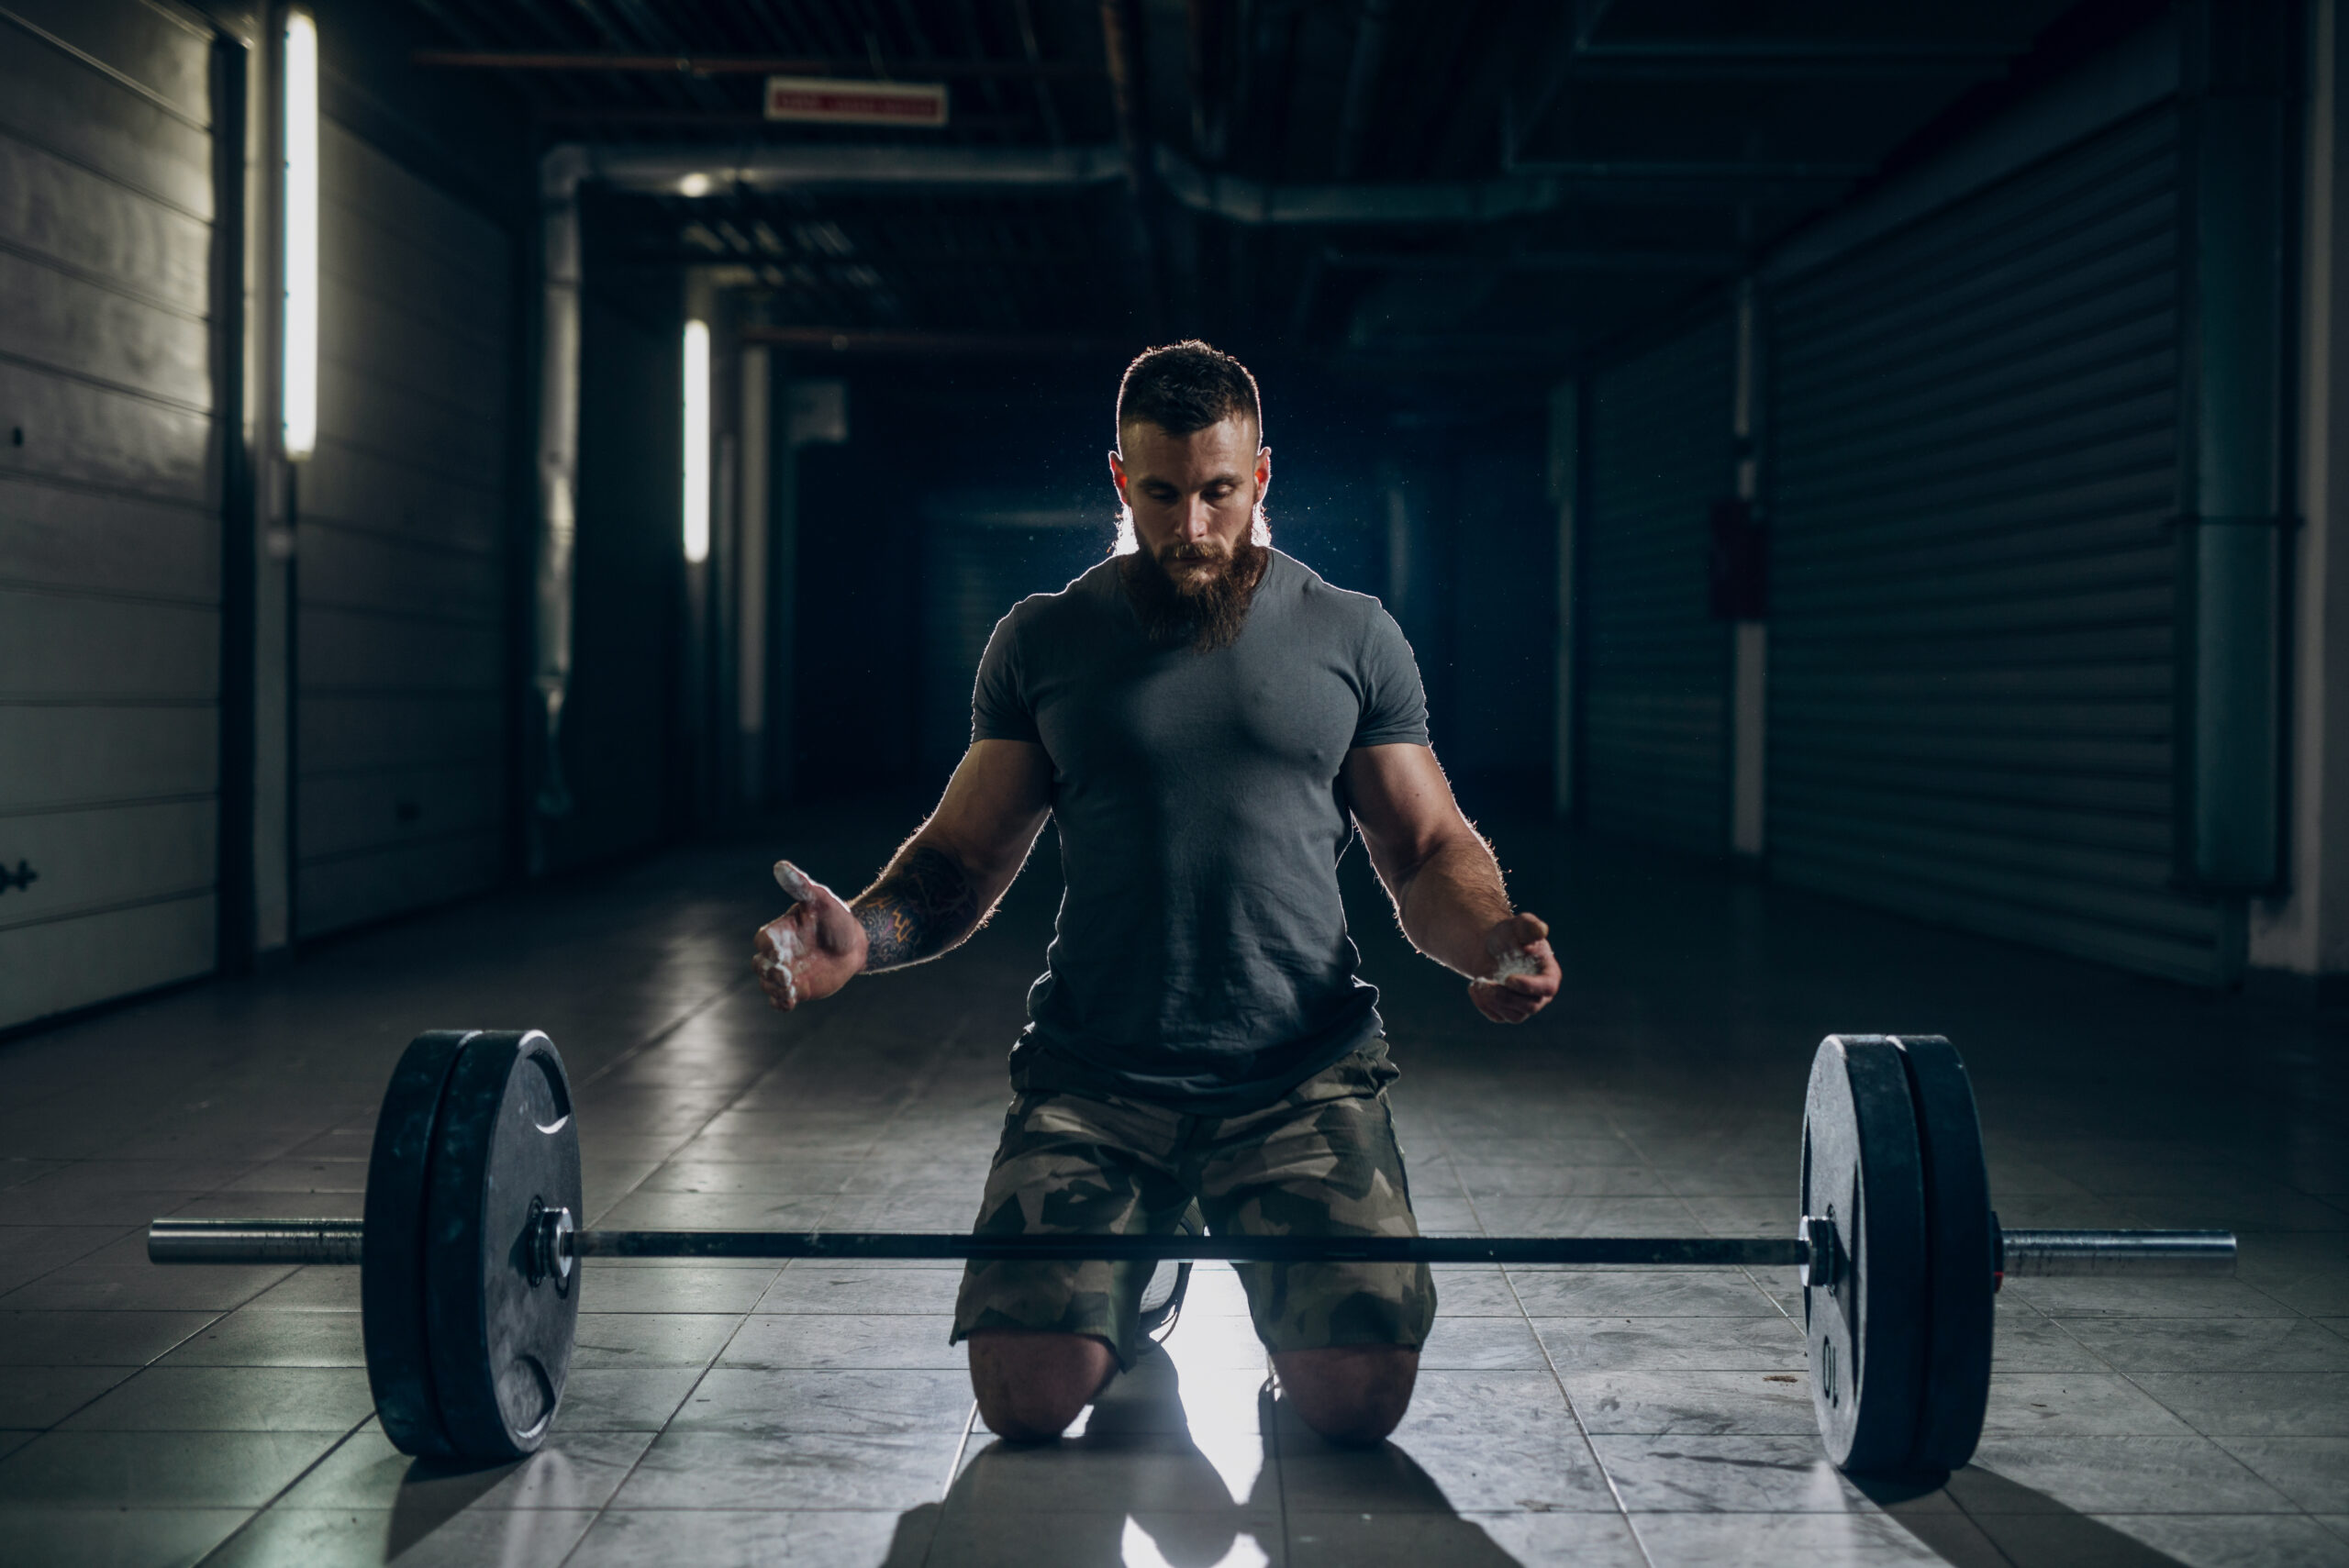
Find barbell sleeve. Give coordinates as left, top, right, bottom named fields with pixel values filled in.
left=148, top=1218, right=365, bottom=1266
left=1998, top=1228, right=2237, bottom=1278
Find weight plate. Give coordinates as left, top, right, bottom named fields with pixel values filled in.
left=1893, top=1035, right=1994, bottom=1473
left=423, top=1030, right=584, bottom=1462
left=1800, top=1035, right=1929, bottom=1473
left=362, top=1029, right=475, bottom=1460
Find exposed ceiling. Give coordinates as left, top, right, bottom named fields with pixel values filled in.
left=402, top=0, right=2154, bottom=393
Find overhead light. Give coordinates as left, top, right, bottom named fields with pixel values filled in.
left=678, top=172, right=712, bottom=198
left=282, top=9, right=318, bottom=462
left=683, top=319, right=710, bottom=563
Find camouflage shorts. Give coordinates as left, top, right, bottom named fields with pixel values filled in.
left=950, top=1040, right=1437, bottom=1369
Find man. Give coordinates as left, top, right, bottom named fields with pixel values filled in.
left=753, top=340, right=1559, bottom=1447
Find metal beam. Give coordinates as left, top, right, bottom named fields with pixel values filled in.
left=1156, top=148, right=1858, bottom=223
left=1563, top=40, right=2021, bottom=81
left=1332, top=0, right=1397, bottom=180
left=1322, top=248, right=1741, bottom=274
left=411, top=50, right=1103, bottom=79
left=739, top=326, right=1130, bottom=355
left=578, top=142, right=1127, bottom=194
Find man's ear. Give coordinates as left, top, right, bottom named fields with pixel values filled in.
left=1255, top=445, right=1272, bottom=495
left=1107, top=448, right=1128, bottom=500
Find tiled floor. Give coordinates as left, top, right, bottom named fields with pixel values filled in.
left=0, top=806, right=2344, bottom=1567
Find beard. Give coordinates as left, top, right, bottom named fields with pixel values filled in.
left=1119, top=531, right=1269, bottom=652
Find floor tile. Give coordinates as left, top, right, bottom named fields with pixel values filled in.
left=575, top=1263, right=777, bottom=1314
left=0, top=1429, right=342, bottom=1507
left=1564, top=1370, right=1818, bottom=1435
left=0, top=1507, right=249, bottom=1568
left=719, top=1313, right=964, bottom=1370
left=1531, top=1315, right=1804, bottom=1373
left=669, top=1368, right=975, bottom=1436
left=2054, top=1317, right=2349, bottom=1373
left=2068, top=1512, right=2349, bottom=1568
left=0, top=1309, right=217, bottom=1366
left=1630, top=1510, right=1950, bottom=1567
left=1287, top=1511, right=1646, bottom=1568
left=1591, top=1434, right=1898, bottom=1513
left=547, top=1367, right=706, bottom=1431
left=202, top=1505, right=597, bottom=1568
left=241, top=1269, right=361, bottom=1311
left=565, top=1508, right=928, bottom=1568
left=1957, top=1434, right=2296, bottom=1513
left=278, top=1426, right=653, bottom=1510
left=1507, top=1269, right=1781, bottom=1318
left=1417, top=1315, right=1549, bottom=1370
left=59, top=1366, right=374, bottom=1431
left=952, top=1430, right=1271, bottom=1513
left=2131, top=1373, right=2349, bottom=1437
left=0, top=1364, right=138, bottom=1428
left=569, top=1312, right=742, bottom=1368
left=0, top=1264, right=294, bottom=1313
left=1980, top=1373, right=2199, bottom=1435
left=754, top=1266, right=965, bottom=1315
left=610, top=1429, right=961, bottom=1510
left=157, top=1310, right=362, bottom=1367
left=2211, top=1436, right=2349, bottom=1510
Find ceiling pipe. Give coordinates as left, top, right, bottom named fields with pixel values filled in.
left=411, top=50, right=1102, bottom=78
left=1332, top=0, right=1396, bottom=180
left=740, top=326, right=1130, bottom=354
left=1098, top=0, right=1165, bottom=328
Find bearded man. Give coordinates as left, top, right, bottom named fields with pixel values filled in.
left=752, top=340, right=1559, bottom=1446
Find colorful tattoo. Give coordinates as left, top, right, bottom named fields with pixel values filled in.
left=853, top=845, right=981, bottom=971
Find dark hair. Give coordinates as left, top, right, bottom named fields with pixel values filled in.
left=1116, top=339, right=1263, bottom=442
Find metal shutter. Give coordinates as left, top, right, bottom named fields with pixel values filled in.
left=0, top=2, right=222, bottom=1028
left=1767, top=109, right=2227, bottom=984
left=1581, top=316, right=1734, bottom=852
left=918, top=500, right=1100, bottom=784
left=295, top=122, right=511, bottom=937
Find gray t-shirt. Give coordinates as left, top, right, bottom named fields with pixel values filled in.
left=972, top=548, right=1431, bottom=1112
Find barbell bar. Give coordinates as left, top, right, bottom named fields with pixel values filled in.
left=146, top=1216, right=2233, bottom=1275
left=143, top=1027, right=2238, bottom=1478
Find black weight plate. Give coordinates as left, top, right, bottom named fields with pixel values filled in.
left=423, top=1029, right=584, bottom=1462
left=362, top=1029, right=476, bottom=1460
left=1800, top=1035, right=1929, bottom=1473
left=1893, top=1035, right=1994, bottom=1473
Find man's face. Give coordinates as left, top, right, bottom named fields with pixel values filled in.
left=1108, top=414, right=1270, bottom=596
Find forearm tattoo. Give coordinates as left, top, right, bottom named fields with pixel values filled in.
left=852, top=845, right=982, bottom=971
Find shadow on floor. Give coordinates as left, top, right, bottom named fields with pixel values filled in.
left=1863, top=1467, right=2192, bottom=1568
left=880, top=1347, right=1523, bottom=1567
left=389, top=1453, right=526, bottom=1558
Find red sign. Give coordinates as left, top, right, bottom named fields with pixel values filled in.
left=763, top=76, right=949, bottom=127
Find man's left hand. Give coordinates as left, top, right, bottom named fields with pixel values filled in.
left=1467, top=913, right=1558, bottom=1024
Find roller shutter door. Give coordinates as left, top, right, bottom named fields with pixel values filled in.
left=1767, top=110, right=2227, bottom=984
left=1581, top=317, right=1733, bottom=852
left=918, top=505, right=1098, bottom=783
left=295, top=123, right=511, bottom=938
left=0, top=2, right=223, bottom=1028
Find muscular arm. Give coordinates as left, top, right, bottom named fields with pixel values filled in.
left=1341, top=743, right=1559, bottom=1024
left=852, top=740, right=1052, bottom=970
left=754, top=740, right=1051, bottom=1008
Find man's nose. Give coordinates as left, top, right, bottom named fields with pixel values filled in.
left=1182, top=497, right=1213, bottom=539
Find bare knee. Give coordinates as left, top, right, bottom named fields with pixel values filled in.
left=1274, top=1346, right=1419, bottom=1446
left=968, top=1330, right=1119, bottom=1441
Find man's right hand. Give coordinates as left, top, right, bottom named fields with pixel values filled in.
left=754, top=861, right=869, bottom=1011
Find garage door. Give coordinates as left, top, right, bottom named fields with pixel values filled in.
left=1767, top=109, right=2227, bottom=984
left=1580, top=316, right=1734, bottom=853
left=295, top=122, right=511, bottom=938
left=0, top=1, right=223, bottom=1028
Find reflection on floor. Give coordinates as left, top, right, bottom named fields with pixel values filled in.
left=0, top=808, right=2343, bottom=1567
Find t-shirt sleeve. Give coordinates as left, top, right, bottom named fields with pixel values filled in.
left=970, top=606, right=1041, bottom=744
left=1353, top=605, right=1431, bottom=748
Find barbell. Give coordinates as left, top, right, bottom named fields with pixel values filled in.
left=146, top=1028, right=2233, bottom=1476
